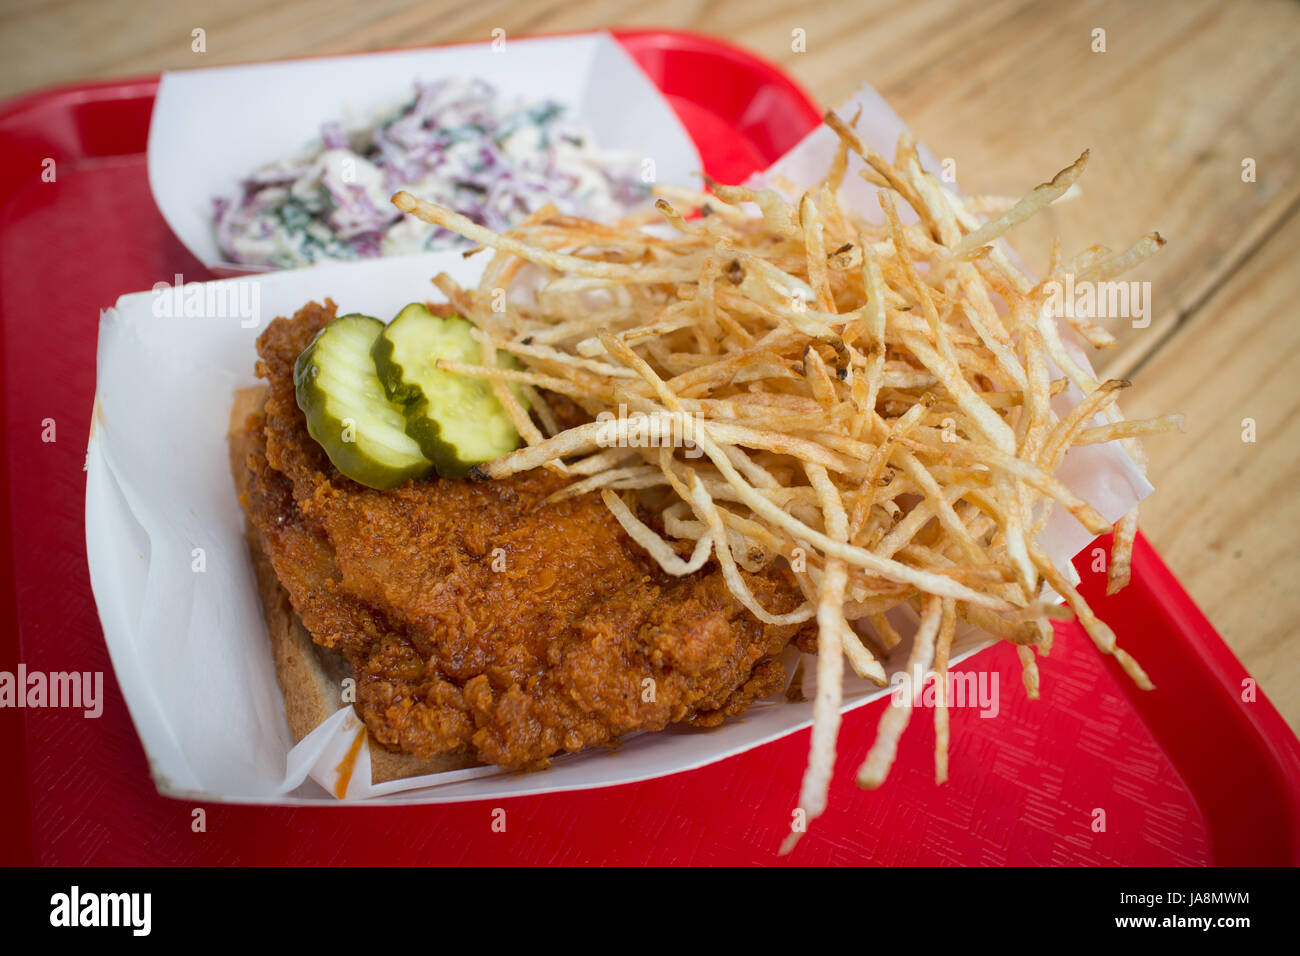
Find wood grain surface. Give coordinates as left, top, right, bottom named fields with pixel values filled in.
left=1, top=0, right=1296, bottom=729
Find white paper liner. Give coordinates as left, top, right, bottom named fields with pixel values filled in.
left=87, top=78, right=1150, bottom=805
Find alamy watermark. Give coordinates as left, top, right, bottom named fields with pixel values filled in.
left=889, top=665, right=999, bottom=717
left=1042, top=275, right=1152, bottom=328
left=50, top=886, right=150, bottom=935
left=151, top=273, right=260, bottom=327
left=595, top=403, right=703, bottom=458
left=1, top=665, right=102, bottom=718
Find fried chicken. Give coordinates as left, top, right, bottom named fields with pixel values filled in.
left=238, top=301, right=811, bottom=770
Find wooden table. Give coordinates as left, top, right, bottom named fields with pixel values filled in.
left=2, top=0, right=1296, bottom=729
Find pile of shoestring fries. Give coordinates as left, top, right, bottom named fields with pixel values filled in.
left=391, top=110, right=1181, bottom=850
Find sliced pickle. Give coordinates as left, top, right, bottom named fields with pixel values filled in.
left=293, top=313, right=433, bottom=489
left=371, top=303, right=525, bottom=479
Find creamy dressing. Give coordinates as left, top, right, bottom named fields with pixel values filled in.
left=213, top=77, right=650, bottom=268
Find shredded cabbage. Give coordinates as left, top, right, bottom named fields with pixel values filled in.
left=213, top=78, right=651, bottom=268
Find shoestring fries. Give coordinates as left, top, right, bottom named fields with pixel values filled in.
left=390, top=110, right=1181, bottom=850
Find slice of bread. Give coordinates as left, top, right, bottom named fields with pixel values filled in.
left=228, top=386, right=477, bottom=785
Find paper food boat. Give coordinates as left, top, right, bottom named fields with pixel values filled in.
left=88, top=49, right=1150, bottom=804
left=147, top=32, right=701, bottom=274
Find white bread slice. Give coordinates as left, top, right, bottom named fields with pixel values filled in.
left=228, top=386, right=477, bottom=785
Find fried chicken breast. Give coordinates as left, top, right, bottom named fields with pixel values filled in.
left=237, top=301, right=811, bottom=770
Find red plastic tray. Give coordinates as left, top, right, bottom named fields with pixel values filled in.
left=2, top=29, right=1297, bottom=866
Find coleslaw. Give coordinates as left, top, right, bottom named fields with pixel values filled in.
left=213, top=77, right=651, bottom=268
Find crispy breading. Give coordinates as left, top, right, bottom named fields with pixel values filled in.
left=239, top=301, right=811, bottom=770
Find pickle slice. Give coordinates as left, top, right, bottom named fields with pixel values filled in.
left=293, top=313, right=434, bottom=489
left=371, top=303, right=525, bottom=479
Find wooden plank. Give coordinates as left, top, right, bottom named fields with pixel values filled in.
left=1125, top=208, right=1300, bottom=731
